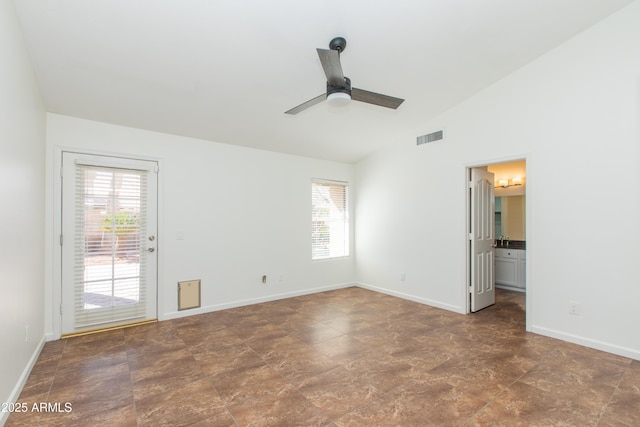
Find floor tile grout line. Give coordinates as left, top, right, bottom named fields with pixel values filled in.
left=203, top=374, right=240, bottom=427
left=183, top=318, right=285, bottom=426
left=124, top=341, right=141, bottom=427
left=468, top=362, right=538, bottom=419
left=243, top=322, right=395, bottom=425
left=593, top=359, right=632, bottom=427
left=12, top=289, right=638, bottom=426
left=236, top=335, right=339, bottom=424
left=44, top=339, right=66, bottom=403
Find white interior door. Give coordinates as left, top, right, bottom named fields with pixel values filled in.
left=470, top=167, right=495, bottom=312
left=61, top=152, right=158, bottom=335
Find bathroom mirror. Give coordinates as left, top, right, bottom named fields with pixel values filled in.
left=495, top=196, right=525, bottom=240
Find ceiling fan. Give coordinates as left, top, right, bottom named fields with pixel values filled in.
left=285, top=37, right=405, bottom=115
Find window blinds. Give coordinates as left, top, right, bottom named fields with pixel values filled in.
left=73, top=164, right=149, bottom=328
left=311, top=180, right=349, bottom=260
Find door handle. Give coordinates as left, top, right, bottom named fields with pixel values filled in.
left=147, top=247, right=155, bottom=253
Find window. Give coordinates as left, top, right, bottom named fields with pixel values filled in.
left=73, top=163, right=148, bottom=328
left=312, top=179, right=349, bottom=260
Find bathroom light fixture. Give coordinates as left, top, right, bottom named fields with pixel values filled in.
left=496, top=177, right=524, bottom=188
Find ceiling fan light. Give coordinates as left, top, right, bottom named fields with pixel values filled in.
left=327, top=91, right=351, bottom=106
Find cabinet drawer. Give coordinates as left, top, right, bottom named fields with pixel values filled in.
left=498, top=249, right=518, bottom=259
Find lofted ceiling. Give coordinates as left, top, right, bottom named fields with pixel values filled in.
left=13, top=0, right=634, bottom=163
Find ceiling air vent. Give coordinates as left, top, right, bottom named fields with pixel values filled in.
left=417, top=130, right=444, bottom=146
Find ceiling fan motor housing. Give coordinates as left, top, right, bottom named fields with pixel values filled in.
left=329, top=36, right=347, bottom=52
left=327, top=76, right=351, bottom=96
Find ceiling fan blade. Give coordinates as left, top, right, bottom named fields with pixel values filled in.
left=351, top=87, right=404, bottom=109
left=316, top=48, right=344, bottom=87
left=284, top=93, right=326, bottom=115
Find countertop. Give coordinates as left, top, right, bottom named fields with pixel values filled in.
left=495, top=240, right=525, bottom=250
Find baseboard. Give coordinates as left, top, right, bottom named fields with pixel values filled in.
left=531, top=325, right=640, bottom=361
left=495, top=284, right=525, bottom=293
left=354, top=284, right=640, bottom=361
left=1, top=336, right=46, bottom=426
left=161, top=282, right=355, bottom=321
left=355, top=282, right=465, bottom=314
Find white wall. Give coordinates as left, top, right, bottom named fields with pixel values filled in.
left=0, top=0, right=47, bottom=418
left=45, top=114, right=355, bottom=338
left=356, top=2, right=640, bottom=359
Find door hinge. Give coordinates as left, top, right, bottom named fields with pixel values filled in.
left=59, top=304, right=63, bottom=315
left=468, top=181, right=473, bottom=189
left=469, top=285, right=473, bottom=294
left=59, top=234, right=63, bottom=246
left=468, top=233, right=473, bottom=241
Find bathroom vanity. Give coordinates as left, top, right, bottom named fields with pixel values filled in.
left=495, top=243, right=525, bottom=291
left=494, top=194, right=526, bottom=292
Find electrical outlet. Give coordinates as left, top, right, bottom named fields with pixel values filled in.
left=262, top=275, right=267, bottom=284
left=569, top=301, right=581, bottom=315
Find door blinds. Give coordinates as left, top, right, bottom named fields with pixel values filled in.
left=73, top=164, right=149, bottom=328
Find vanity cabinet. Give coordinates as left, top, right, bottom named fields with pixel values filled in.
left=495, top=248, right=525, bottom=289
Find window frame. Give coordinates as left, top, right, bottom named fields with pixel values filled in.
left=311, top=179, right=350, bottom=261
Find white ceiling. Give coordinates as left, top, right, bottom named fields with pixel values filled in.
left=13, top=0, right=633, bottom=163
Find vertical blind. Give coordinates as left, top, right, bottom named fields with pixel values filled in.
left=73, top=164, right=149, bottom=328
left=311, top=179, right=349, bottom=260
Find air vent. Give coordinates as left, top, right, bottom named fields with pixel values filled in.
left=417, top=130, right=444, bottom=146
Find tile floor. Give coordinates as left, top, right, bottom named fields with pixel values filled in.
left=6, top=287, right=640, bottom=426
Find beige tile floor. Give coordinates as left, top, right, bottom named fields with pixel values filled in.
left=7, top=287, right=640, bottom=426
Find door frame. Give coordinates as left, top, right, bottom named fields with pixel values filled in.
left=464, top=154, right=532, bottom=332
left=51, top=146, right=164, bottom=340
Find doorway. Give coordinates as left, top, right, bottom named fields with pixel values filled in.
left=60, top=152, right=159, bottom=336
left=467, top=159, right=528, bottom=322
